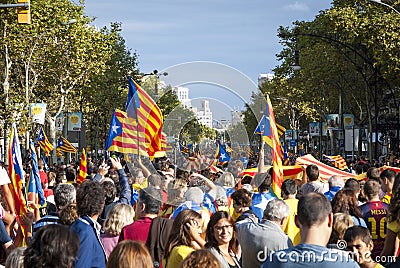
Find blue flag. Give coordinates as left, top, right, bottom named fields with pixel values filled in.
left=28, top=141, right=46, bottom=206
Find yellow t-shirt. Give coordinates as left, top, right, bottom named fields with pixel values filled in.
left=163, top=245, right=194, bottom=268
left=387, top=220, right=400, bottom=238
left=374, top=263, right=385, bottom=268
left=283, top=198, right=301, bottom=245
left=382, top=192, right=392, bottom=205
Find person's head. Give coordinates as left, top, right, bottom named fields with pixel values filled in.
left=306, top=165, right=319, bottom=181
left=231, top=189, right=252, bottom=214
left=206, top=211, right=238, bottom=254
left=5, top=247, right=25, bottom=268
left=160, top=170, right=174, bottom=191
left=179, top=249, right=222, bottom=268
left=165, top=209, right=202, bottom=259
left=252, top=173, right=272, bottom=192
left=344, top=178, right=361, bottom=196
left=103, top=203, right=135, bottom=236
left=54, top=183, right=76, bottom=211
left=263, top=199, right=289, bottom=228
left=331, top=188, right=363, bottom=218
left=138, top=187, right=162, bottom=217
left=38, top=159, right=45, bottom=170
left=281, top=179, right=297, bottom=199
left=216, top=172, right=235, bottom=188
left=214, top=186, right=228, bottom=207
left=76, top=180, right=105, bottom=217
left=328, top=213, right=354, bottom=245
left=167, top=179, right=188, bottom=203
left=380, top=169, right=396, bottom=193
left=295, top=193, right=333, bottom=244
left=147, top=174, right=162, bottom=189
left=328, top=175, right=344, bottom=189
left=131, top=168, right=146, bottom=184
left=65, top=167, right=76, bottom=183
left=102, top=180, right=117, bottom=206
left=363, top=179, right=381, bottom=201
left=24, top=225, right=79, bottom=268
left=344, top=226, right=374, bottom=266
left=106, top=240, right=153, bottom=268
left=184, top=187, right=204, bottom=204
left=58, top=203, right=79, bottom=226
left=366, top=167, right=380, bottom=181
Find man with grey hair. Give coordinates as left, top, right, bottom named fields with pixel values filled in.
left=324, top=175, right=344, bottom=201
left=237, top=199, right=293, bottom=268
left=33, top=184, right=76, bottom=234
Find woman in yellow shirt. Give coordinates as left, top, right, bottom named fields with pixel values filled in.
left=163, top=209, right=205, bottom=268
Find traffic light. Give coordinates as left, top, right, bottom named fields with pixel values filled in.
left=17, top=0, right=31, bottom=24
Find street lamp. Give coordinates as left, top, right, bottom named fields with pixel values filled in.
left=370, top=0, right=400, bottom=14
left=143, top=69, right=168, bottom=100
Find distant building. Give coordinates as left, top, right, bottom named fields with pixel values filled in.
left=231, top=107, right=242, bottom=126
left=172, top=86, right=191, bottom=108
left=195, top=100, right=213, bottom=128
left=258, top=73, right=275, bottom=87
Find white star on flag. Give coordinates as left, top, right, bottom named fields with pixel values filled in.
left=220, top=153, right=226, bottom=160
left=112, top=123, right=120, bottom=133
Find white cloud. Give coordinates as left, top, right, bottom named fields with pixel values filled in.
left=283, top=1, right=310, bottom=12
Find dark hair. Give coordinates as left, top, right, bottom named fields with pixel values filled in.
left=179, top=249, right=222, bottom=268
left=231, top=189, right=252, bottom=207
left=76, top=181, right=105, bottom=217
left=65, top=167, right=76, bottom=182
left=343, top=225, right=372, bottom=245
left=102, top=181, right=117, bottom=205
left=58, top=203, right=79, bottom=226
left=147, top=174, right=162, bottom=188
left=380, top=169, right=396, bottom=182
left=363, top=180, right=380, bottom=200
left=306, top=165, right=319, bottom=181
left=344, top=178, right=360, bottom=194
left=253, top=173, right=272, bottom=192
left=282, top=179, right=297, bottom=196
left=297, top=192, right=332, bottom=228
left=54, top=184, right=76, bottom=210
left=24, top=225, right=79, bottom=268
left=139, top=187, right=162, bottom=214
left=205, top=211, right=239, bottom=255
left=164, top=210, right=202, bottom=260
left=366, top=167, right=380, bottom=181
left=388, top=173, right=400, bottom=223
left=331, top=188, right=363, bottom=218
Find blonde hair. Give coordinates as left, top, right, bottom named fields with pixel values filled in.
left=103, top=203, right=135, bottom=236
left=216, top=172, right=235, bottom=188
left=329, top=213, right=354, bottom=244
left=179, top=249, right=222, bottom=268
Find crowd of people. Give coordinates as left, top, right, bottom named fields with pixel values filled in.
left=0, top=143, right=398, bottom=268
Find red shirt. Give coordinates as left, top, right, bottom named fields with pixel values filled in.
left=39, top=170, right=48, bottom=188
left=119, top=217, right=153, bottom=243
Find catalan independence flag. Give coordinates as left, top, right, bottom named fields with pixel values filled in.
left=27, top=141, right=46, bottom=206
left=37, top=127, right=53, bottom=156
left=262, top=95, right=283, bottom=198
left=179, top=143, right=189, bottom=156
left=56, top=136, right=77, bottom=153
left=126, top=77, right=163, bottom=156
left=215, top=140, right=231, bottom=165
left=105, top=109, right=147, bottom=154
left=325, top=155, right=348, bottom=171
left=8, top=123, right=27, bottom=217
left=77, top=148, right=88, bottom=184
left=255, top=115, right=286, bottom=138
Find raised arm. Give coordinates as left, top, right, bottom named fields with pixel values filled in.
left=110, top=158, right=131, bottom=205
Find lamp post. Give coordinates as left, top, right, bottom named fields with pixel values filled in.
left=142, top=69, right=168, bottom=100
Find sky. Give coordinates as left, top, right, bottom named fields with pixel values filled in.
left=84, top=0, right=333, bottom=121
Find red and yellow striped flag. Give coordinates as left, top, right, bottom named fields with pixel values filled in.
left=262, top=95, right=283, bottom=198
left=126, top=78, right=163, bottom=156
left=77, top=148, right=88, bottom=184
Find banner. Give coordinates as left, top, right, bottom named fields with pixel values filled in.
left=309, top=122, right=320, bottom=137
left=55, top=113, right=64, bottom=131
left=67, top=112, right=82, bottom=131
left=30, top=103, right=47, bottom=125
left=327, top=114, right=339, bottom=130
left=343, top=114, right=355, bottom=128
